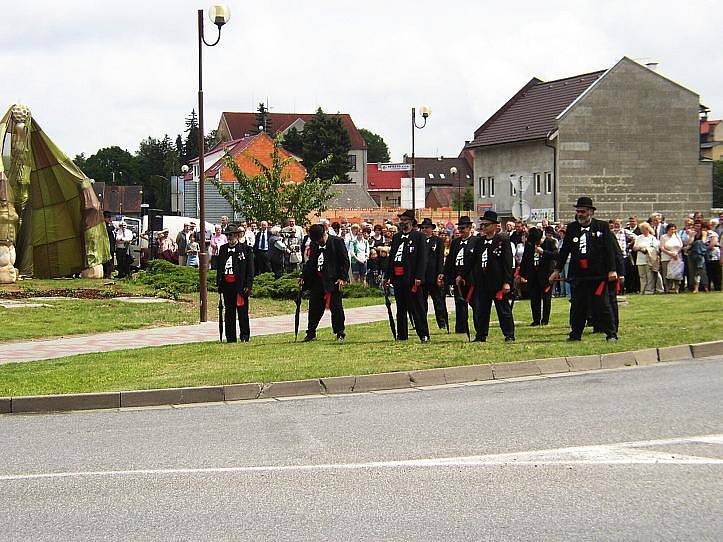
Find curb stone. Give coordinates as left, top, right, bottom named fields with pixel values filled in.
left=633, top=348, right=659, bottom=366
left=121, top=387, right=224, bottom=408
left=566, top=354, right=602, bottom=371
left=690, top=340, right=723, bottom=359
left=223, top=383, right=262, bottom=401
left=492, top=360, right=541, bottom=379
left=259, top=379, right=322, bottom=399
left=658, top=344, right=693, bottom=362
left=1, top=342, right=719, bottom=414
left=12, top=392, right=120, bottom=413
left=601, top=351, right=637, bottom=369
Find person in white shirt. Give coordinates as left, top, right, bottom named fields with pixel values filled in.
left=114, top=222, right=134, bottom=278
left=660, top=223, right=683, bottom=293
left=349, top=227, right=370, bottom=283
left=634, top=222, right=661, bottom=294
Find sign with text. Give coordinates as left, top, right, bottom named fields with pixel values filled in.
left=379, top=163, right=412, bottom=171
left=530, top=208, right=555, bottom=221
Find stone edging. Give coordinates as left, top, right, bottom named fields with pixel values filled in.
left=1, top=341, right=721, bottom=415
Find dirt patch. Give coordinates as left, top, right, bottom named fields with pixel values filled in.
left=0, top=288, right=130, bottom=300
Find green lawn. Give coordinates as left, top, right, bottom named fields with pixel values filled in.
left=0, top=292, right=719, bottom=397
left=0, top=279, right=383, bottom=341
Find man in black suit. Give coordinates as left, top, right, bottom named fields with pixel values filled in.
left=253, top=220, right=272, bottom=275
left=518, top=226, right=558, bottom=326
left=467, top=211, right=515, bottom=342
left=443, top=216, right=477, bottom=334
left=549, top=197, right=618, bottom=342
left=420, top=218, right=447, bottom=330
left=300, top=224, right=349, bottom=342
left=384, top=210, right=429, bottom=342
left=216, top=224, right=254, bottom=343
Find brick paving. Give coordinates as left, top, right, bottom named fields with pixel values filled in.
left=0, top=301, right=430, bottom=365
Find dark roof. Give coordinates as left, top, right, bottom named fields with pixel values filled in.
left=327, top=183, right=378, bottom=209
left=426, top=187, right=454, bottom=209
left=403, top=156, right=472, bottom=187
left=221, top=112, right=367, bottom=149
left=467, top=70, right=606, bottom=148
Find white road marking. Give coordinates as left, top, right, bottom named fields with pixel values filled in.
left=1, top=434, right=721, bottom=482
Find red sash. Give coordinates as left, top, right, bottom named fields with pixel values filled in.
left=393, top=265, right=404, bottom=276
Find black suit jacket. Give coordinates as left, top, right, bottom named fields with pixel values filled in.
left=424, top=235, right=445, bottom=284
left=443, top=236, right=476, bottom=284
left=557, top=218, right=616, bottom=278
left=216, top=242, right=254, bottom=294
left=253, top=228, right=270, bottom=251
left=385, top=230, right=427, bottom=284
left=302, top=235, right=350, bottom=293
left=467, top=233, right=514, bottom=292
left=519, top=238, right=558, bottom=289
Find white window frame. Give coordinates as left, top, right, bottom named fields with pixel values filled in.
left=479, top=176, right=486, bottom=196
left=535, top=173, right=541, bottom=194
left=489, top=177, right=495, bottom=197
left=545, top=172, right=552, bottom=194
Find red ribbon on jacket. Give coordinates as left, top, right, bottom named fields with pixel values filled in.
left=325, top=292, right=331, bottom=310
left=495, top=289, right=504, bottom=301
left=411, top=283, right=418, bottom=293
left=465, top=285, right=475, bottom=303
left=595, top=280, right=606, bottom=297
left=236, top=294, right=245, bottom=307
left=543, top=285, right=552, bottom=294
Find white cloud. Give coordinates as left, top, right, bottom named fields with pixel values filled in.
left=1, top=0, right=720, bottom=163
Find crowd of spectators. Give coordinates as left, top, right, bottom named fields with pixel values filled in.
left=107, top=209, right=723, bottom=295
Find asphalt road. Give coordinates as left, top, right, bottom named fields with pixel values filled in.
left=1, top=358, right=722, bottom=541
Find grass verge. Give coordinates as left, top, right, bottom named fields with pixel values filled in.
left=0, top=292, right=719, bottom=397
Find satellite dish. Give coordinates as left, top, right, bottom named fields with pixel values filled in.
left=512, top=200, right=531, bottom=221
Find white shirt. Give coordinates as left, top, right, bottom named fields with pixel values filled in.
left=115, top=228, right=133, bottom=248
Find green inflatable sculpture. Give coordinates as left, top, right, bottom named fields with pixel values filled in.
left=0, top=104, right=110, bottom=283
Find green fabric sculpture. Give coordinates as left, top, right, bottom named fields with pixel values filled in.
left=0, top=104, right=110, bottom=282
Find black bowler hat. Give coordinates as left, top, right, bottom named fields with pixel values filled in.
left=528, top=227, right=543, bottom=244
left=544, top=225, right=555, bottom=235
left=397, top=209, right=417, bottom=223
left=419, top=218, right=436, bottom=229
left=225, top=224, right=240, bottom=234
left=478, top=210, right=499, bottom=224
left=457, top=216, right=474, bottom=227
left=574, top=196, right=596, bottom=210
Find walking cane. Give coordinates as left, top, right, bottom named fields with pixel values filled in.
left=383, top=285, right=397, bottom=340
left=218, top=292, right=224, bottom=342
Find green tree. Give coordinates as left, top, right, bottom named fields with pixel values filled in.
left=183, top=109, right=199, bottom=165
left=80, top=146, right=138, bottom=185
left=210, top=134, right=337, bottom=225
left=713, top=160, right=723, bottom=208
left=255, top=103, right=273, bottom=135
left=302, top=108, right=352, bottom=183
left=136, top=135, right=180, bottom=210
left=205, top=129, right=220, bottom=152
left=452, top=187, right=474, bottom=212
left=359, top=128, right=390, bottom=163
left=281, top=126, right=304, bottom=157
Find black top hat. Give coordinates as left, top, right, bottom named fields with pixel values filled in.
left=457, top=216, right=474, bottom=227
left=419, top=218, right=436, bottom=229
left=397, top=209, right=417, bottom=223
left=225, top=224, right=240, bottom=234
left=544, top=225, right=556, bottom=235
left=478, top=210, right=499, bottom=224
left=574, top=196, right=596, bottom=210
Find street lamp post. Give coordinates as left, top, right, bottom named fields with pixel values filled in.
left=197, top=4, right=230, bottom=322
left=411, top=106, right=431, bottom=214
left=450, top=166, right=459, bottom=219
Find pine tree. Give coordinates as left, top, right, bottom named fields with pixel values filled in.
left=282, top=127, right=304, bottom=158
left=301, top=108, right=352, bottom=183
left=255, top=102, right=273, bottom=135
left=183, top=109, right=200, bottom=164
left=359, top=128, right=390, bottom=163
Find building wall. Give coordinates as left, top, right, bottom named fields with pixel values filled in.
left=473, top=140, right=554, bottom=219
left=348, top=148, right=367, bottom=186
left=369, top=191, right=401, bottom=207
left=557, top=59, right=712, bottom=224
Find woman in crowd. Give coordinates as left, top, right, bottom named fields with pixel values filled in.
left=634, top=222, right=660, bottom=294
left=705, top=220, right=721, bottom=291
left=186, top=233, right=200, bottom=268
left=349, top=225, right=370, bottom=283
left=268, top=226, right=288, bottom=278
left=688, top=226, right=708, bottom=293
left=660, top=223, right=683, bottom=293
left=209, top=225, right=227, bottom=270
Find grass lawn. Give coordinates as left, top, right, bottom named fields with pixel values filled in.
left=0, top=292, right=720, bottom=397
left=0, top=278, right=383, bottom=341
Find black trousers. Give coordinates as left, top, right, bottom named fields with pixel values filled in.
left=221, top=289, right=250, bottom=342
left=423, top=283, right=448, bottom=330
left=392, top=280, right=429, bottom=340
left=625, top=255, right=639, bottom=293
left=707, top=260, right=722, bottom=291
left=473, top=288, right=515, bottom=339
left=115, top=248, right=131, bottom=278
left=528, top=282, right=552, bottom=325
left=570, top=279, right=615, bottom=339
left=307, top=284, right=345, bottom=336
left=254, top=250, right=271, bottom=275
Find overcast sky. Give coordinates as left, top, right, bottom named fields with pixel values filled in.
left=2, top=0, right=720, bottom=165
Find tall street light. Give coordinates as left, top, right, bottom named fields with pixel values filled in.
left=411, top=106, right=431, bottom=214
left=197, top=4, right=230, bottom=322
left=450, top=166, right=460, bottom=219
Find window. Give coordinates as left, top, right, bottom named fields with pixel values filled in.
left=348, top=154, right=357, bottom=172
left=479, top=176, right=486, bottom=196
left=535, top=173, right=541, bottom=194
left=511, top=183, right=516, bottom=197
left=545, top=172, right=552, bottom=193
left=489, top=177, right=495, bottom=197
left=439, top=173, right=445, bottom=179
left=428, top=173, right=434, bottom=179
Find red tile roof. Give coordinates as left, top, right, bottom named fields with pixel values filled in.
left=367, top=164, right=403, bottom=190
left=185, top=136, right=257, bottom=179
left=467, top=70, right=606, bottom=148
left=221, top=112, right=367, bottom=149
left=701, top=120, right=720, bottom=135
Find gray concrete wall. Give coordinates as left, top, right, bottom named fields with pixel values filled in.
left=556, top=58, right=712, bottom=224
left=348, top=149, right=367, bottom=186
left=473, top=140, right=554, bottom=219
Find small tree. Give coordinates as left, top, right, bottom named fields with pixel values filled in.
left=210, top=134, right=338, bottom=225
left=359, top=128, right=390, bottom=163
left=255, top=103, right=273, bottom=135
left=302, top=108, right=352, bottom=183
left=282, top=127, right=304, bottom=158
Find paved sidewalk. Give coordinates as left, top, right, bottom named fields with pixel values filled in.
left=1, top=300, right=455, bottom=365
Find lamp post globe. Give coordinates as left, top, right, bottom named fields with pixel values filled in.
left=208, top=4, right=231, bottom=26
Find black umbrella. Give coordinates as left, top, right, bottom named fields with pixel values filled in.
left=441, top=283, right=450, bottom=334
left=454, top=284, right=471, bottom=342
left=383, top=285, right=397, bottom=340
left=294, top=287, right=303, bottom=342
left=218, top=292, right=224, bottom=342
